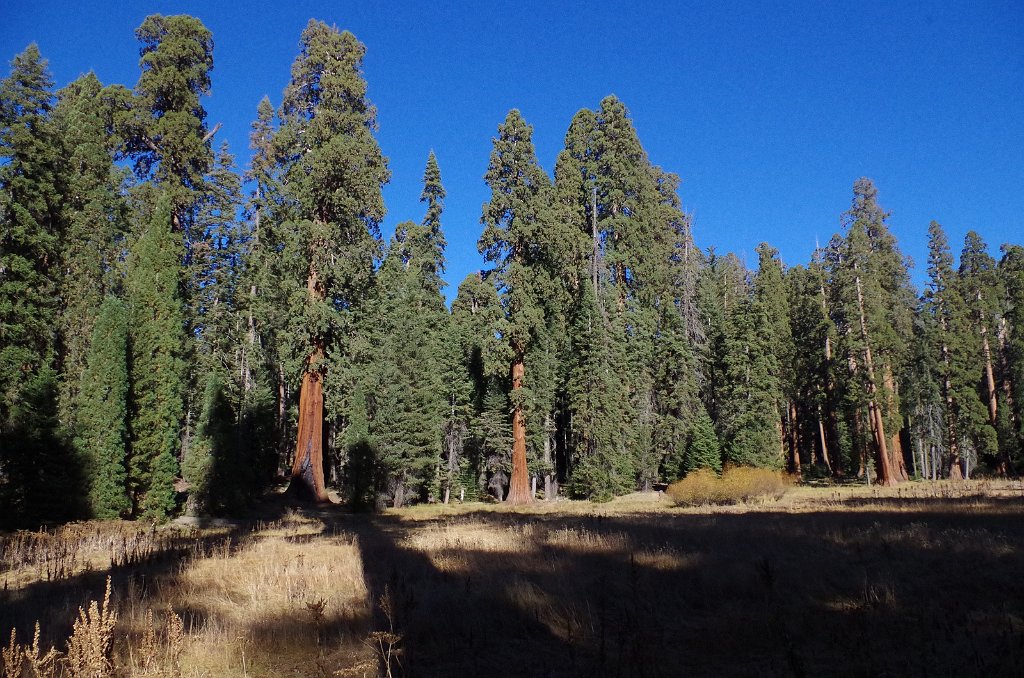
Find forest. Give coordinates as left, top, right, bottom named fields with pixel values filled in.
left=2, top=14, right=1024, bottom=530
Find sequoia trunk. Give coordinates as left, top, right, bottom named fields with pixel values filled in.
left=505, top=355, right=532, bottom=504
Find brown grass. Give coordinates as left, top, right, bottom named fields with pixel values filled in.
left=2, top=481, right=1023, bottom=676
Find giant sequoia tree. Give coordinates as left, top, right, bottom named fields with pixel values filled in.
left=479, top=110, right=552, bottom=504
left=271, top=21, right=389, bottom=501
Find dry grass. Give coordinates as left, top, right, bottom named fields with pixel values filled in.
left=2, top=480, right=1023, bottom=676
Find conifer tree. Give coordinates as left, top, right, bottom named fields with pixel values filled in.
left=51, top=72, right=130, bottom=424
left=270, top=21, right=389, bottom=501
left=999, top=245, right=1024, bottom=469
left=125, top=195, right=186, bottom=519
left=923, top=221, right=970, bottom=478
left=0, top=44, right=78, bottom=525
left=242, top=96, right=290, bottom=469
left=369, top=208, right=448, bottom=505
left=753, top=243, right=793, bottom=467
left=684, top=407, right=722, bottom=474
left=75, top=297, right=130, bottom=519
left=119, top=14, right=214, bottom=225
left=717, top=249, right=785, bottom=469
left=786, top=262, right=839, bottom=473
left=957, top=232, right=1003, bottom=473
left=0, top=44, right=59, bottom=427
left=450, top=273, right=510, bottom=500
left=828, top=179, right=914, bottom=484
left=478, top=109, right=552, bottom=504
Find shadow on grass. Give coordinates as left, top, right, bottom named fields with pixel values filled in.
left=4, top=496, right=1024, bottom=677
left=342, top=502, right=1024, bottom=677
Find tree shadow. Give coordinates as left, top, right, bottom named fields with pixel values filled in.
left=4, top=497, right=1024, bottom=677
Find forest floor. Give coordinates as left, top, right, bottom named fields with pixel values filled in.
left=2, top=479, right=1024, bottom=677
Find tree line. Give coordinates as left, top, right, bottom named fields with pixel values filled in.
left=2, top=15, right=1022, bottom=527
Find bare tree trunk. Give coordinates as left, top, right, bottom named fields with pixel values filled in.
left=785, top=402, right=800, bottom=473
left=276, top=365, right=288, bottom=475
left=543, top=412, right=555, bottom=501
left=816, top=405, right=832, bottom=473
left=506, top=354, right=532, bottom=505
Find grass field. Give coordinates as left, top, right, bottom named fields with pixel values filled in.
left=2, top=480, right=1023, bottom=677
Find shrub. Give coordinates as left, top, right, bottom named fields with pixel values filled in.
left=666, top=469, right=723, bottom=506
left=667, top=466, right=791, bottom=507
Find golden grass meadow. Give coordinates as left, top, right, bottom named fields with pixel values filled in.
left=3, top=480, right=1024, bottom=677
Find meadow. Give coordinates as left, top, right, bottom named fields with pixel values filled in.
left=2, top=481, right=1023, bottom=677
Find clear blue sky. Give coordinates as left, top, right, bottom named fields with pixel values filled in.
left=3, top=1, right=1022, bottom=297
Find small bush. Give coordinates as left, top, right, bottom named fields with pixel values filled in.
left=666, top=469, right=724, bottom=506
left=667, top=466, right=791, bottom=507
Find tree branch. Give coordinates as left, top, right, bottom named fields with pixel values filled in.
left=202, top=122, right=222, bottom=144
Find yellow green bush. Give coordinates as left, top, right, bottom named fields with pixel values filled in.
left=667, top=466, right=792, bottom=507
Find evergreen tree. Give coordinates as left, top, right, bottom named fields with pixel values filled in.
left=75, top=297, right=130, bottom=519
left=450, top=273, right=510, bottom=500
left=999, top=244, right=1024, bottom=470
left=242, top=96, right=290, bottom=471
left=957, top=232, right=1002, bottom=473
left=368, top=208, right=448, bottom=505
left=717, top=252, right=784, bottom=469
left=565, top=278, right=636, bottom=500
left=786, top=261, right=840, bottom=473
left=684, top=407, right=722, bottom=475
left=120, top=14, right=214, bottom=224
left=922, top=221, right=970, bottom=478
left=0, top=44, right=59, bottom=429
left=0, top=44, right=77, bottom=526
left=125, top=195, right=186, bottom=519
left=270, top=21, right=389, bottom=501
left=478, top=109, right=552, bottom=504
left=828, top=179, right=913, bottom=485
left=51, top=72, right=130, bottom=425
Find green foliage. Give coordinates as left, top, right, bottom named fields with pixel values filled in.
left=76, top=297, right=131, bottom=519
left=125, top=195, right=186, bottom=520
left=0, top=44, right=85, bottom=527
left=685, top=408, right=722, bottom=475
left=0, top=44, right=59, bottom=433
left=51, top=72, right=130, bottom=423
left=448, top=273, right=511, bottom=499
left=124, top=14, right=213, bottom=205
left=716, top=245, right=789, bottom=469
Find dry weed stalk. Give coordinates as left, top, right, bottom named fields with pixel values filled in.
left=367, top=587, right=402, bottom=678
left=65, top=576, right=117, bottom=678
left=2, top=629, right=22, bottom=678
left=2, top=623, right=61, bottom=678
left=24, top=623, right=60, bottom=678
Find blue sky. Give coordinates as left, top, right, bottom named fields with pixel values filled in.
left=3, top=1, right=1022, bottom=297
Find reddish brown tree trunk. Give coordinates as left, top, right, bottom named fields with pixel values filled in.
left=287, top=267, right=330, bottom=503
left=506, top=355, right=532, bottom=505
left=816, top=405, right=832, bottom=473
left=883, top=369, right=909, bottom=481
left=289, top=357, right=329, bottom=502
